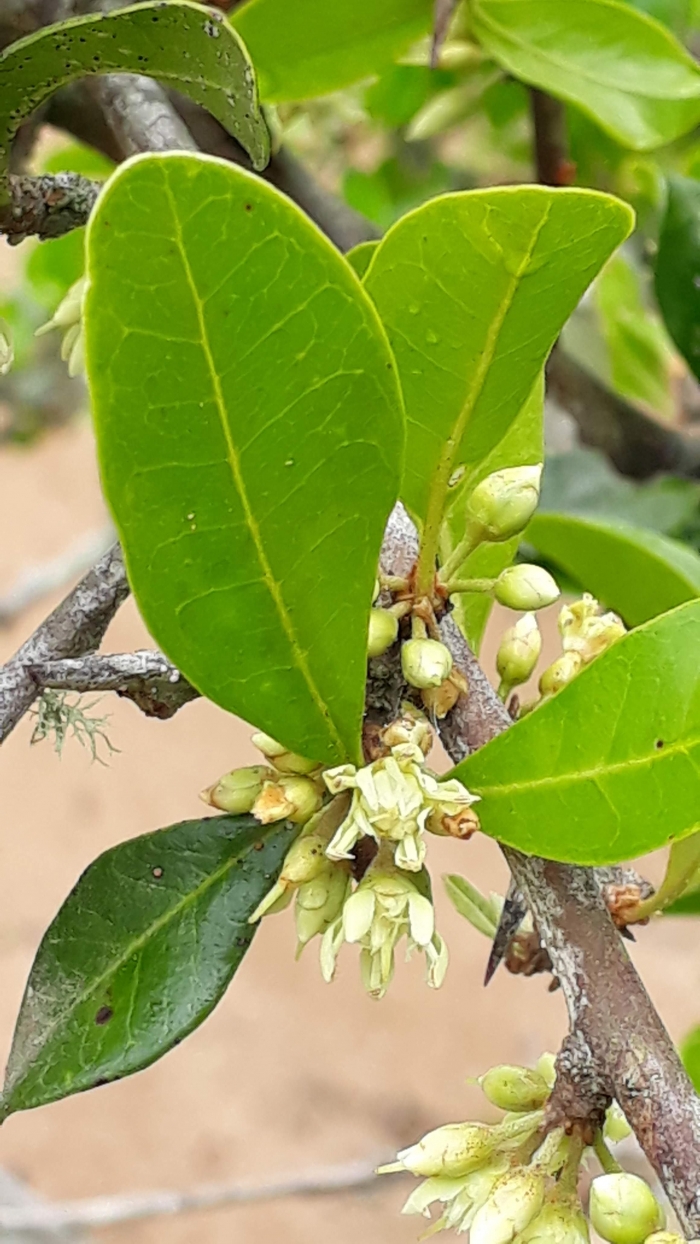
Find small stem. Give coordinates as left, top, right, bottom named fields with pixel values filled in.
left=437, top=520, right=485, bottom=584
left=379, top=574, right=409, bottom=592
left=627, top=833, right=700, bottom=923
left=411, top=615, right=428, bottom=640
left=388, top=600, right=412, bottom=620
left=556, top=1135, right=585, bottom=1196
left=593, top=1131, right=623, bottom=1175
left=443, top=577, right=496, bottom=596
left=496, top=679, right=511, bottom=702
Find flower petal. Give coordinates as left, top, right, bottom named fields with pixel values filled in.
left=343, top=888, right=376, bottom=942
left=408, top=891, right=435, bottom=946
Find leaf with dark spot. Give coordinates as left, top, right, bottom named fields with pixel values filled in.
left=0, top=814, right=295, bottom=1116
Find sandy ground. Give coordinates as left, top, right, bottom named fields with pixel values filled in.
left=1, top=273, right=699, bottom=1244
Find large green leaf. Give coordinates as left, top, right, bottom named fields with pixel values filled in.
left=655, top=175, right=700, bottom=382
left=444, top=375, right=544, bottom=652
left=527, top=513, right=700, bottom=626
left=0, top=1, right=269, bottom=198
left=449, top=600, right=700, bottom=865
left=0, top=815, right=295, bottom=1116
left=362, top=187, right=633, bottom=576
left=471, top=0, right=700, bottom=150
left=85, top=153, right=403, bottom=766
left=232, top=0, right=432, bottom=103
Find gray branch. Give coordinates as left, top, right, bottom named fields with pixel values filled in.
left=31, top=650, right=199, bottom=718
left=0, top=527, right=114, bottom=627
left=0, top=172, right=101, bottom=244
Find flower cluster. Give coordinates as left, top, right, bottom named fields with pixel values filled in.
left=383, top=1058, right=670, bottom=1244
left=201, top=706, right=479, bottom=998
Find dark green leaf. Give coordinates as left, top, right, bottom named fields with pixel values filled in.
left=472, top=0, right=700, bottom=150
left=526, top=513, right=700, bottom=625
left=1, top=815, right=295, bottom=1116
left=666, top=888, right=700, bottom=913
left=85, top=153, right=404, bottom=765
left=0, top=0, right=269, bottom=198
left=363, top=187, right=633, bottom=543
left=655, top=175, right=700, bottom=382
left=232, top=0, right=432, bottom=103
left=449, top=600, right=700, bottom=865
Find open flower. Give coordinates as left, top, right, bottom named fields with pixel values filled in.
left=320, top=857, right=448, bottom=999
left=558, top=594, right=625, bottom=665
left=323, top=743, right=478, bottom=871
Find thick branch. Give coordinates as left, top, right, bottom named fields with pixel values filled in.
left=0, top=544, right=128, bottom=743
left=31, top=650, right=199, bottom=719
left=87, top=75, right=198, bottom=158
left=0, top=171, right=100, bottom=243
left=530, top=90, right=570, bottom=187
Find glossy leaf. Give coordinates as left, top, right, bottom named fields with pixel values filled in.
left=449, top=600, right=700, bottom=865
left=527, top=513, right=700, bottom=625
left=444, top=376, right=543, bottom=651
left=471, top=0, right=700, bottom=150
left=0, top=1, right=269, bottom=195
left=232, top=0, right=432, bottom=103
left=363, top=187, right=633, bottom=547
left=655, top=175, right=700, bottom=382
left=0, top=815, right=295, bottom=1116
left=85, top=153, right=403, bottom=765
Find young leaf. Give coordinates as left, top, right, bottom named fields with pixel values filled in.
left=449, top=599, right=700, bottom=865
left=0, top=815, right=295, bottom=1116
left=363, top=186, right=633, bottom=583
left=471, top=0, right=700, bottom=151
left=232, top=0, right=432, bottom=103
left=655, top=175, right=700, bottom=382
left=0, top=0, right=269, bottom=198
left=444, top=376, right=543, bottom=652
left=85, top=153, right=404, bottom=765
left=526, top=513, right=700, bottom=625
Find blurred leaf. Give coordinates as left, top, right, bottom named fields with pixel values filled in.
left=681, top=1026, right=700, bottom=1088
left=0, top=1, right=269, bottom=188
left=472, top=0, right=700, bottom=150
left=40, top=140, right=114, bottom=180
left=365, top=64, right=453, bottom=128
left=443, top=874, right=500, bottom=938
left=596, top=254, right=675, bottom=415
left=445, top=376, right=544, bottom=651
left=346, top=240, right=380, bottom=277
left=665, top=887, right=700, bottom=912
left=623, top=0, right=692, bottom=33
left=85, top=153, right=403, bottom=765
left=539, top=448, right=700, bottom=535
left=25, top=229, right=85, bottom=310
left=344, top=156, right=450, bottom=229
left=655, top=175, right=700, bottom=382
left=450, top=599, right=700, bottom=864
left=232, top=0, right=432, bottom=103
left=363, top=187, right=633, bottom=542
left=527, top=512, right=700, bottom=624
left=0, top=814, right=295, bottom=1116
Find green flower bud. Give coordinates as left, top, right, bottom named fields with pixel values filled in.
left=252, top=775, right=323, bottom=825
left=466, top=466, right=543, bottom=543
left=494, top=565, right=559, bottom=612
left=538, top=652, right=583, bottom=698
left=496, top=613, right=542, bottom=691
left=387, top=1121, right=496, bottom=1177
left=479, top=1064, right=550, bottom=1113
left=200, top=764, right=271, bottom=814
left=519, top=1199, right=589, bottom=1244
left=589, top=1174, right=663, bottom=1244
left=295, top=862, right=351, bottom=949
left=535, top=1052, right=557, bottom=1088
left=368, top=607, right=399, bottom=658
left=251, top=731, right=318, bottom=775
left=402, top=638, right=453, bottom=689
left=279, top=832, right=329, bottom=884
left=604, top=1102, right=632, bottom=1144
left=470, top=1168, right=546, bottom=1244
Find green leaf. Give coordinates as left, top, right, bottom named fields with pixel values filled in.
left=471, top=0, right=700, bottom=150
left=232, top=0, right=432, bottom=103
left=539, top=448, right=700, bottom=535
left=347, top=240, right=380, bottom=278
left=444, top=375, right=543, bottom=652
left=449, top=600, right=700, bottom=865
left=681, top=1026, right=700, bottom=1089
left=623, top=0, right=692, bottom=34
left=1, top=815, right=295, bottom=1116
left=85, top=153, right=404, bottom=766
left=0, top=0, right=269, bottom=200
left=25, top=229, right=86, bottom=310
left=595, top=253, right=675, bottom=416
left=443, top=874, right=500, bottom=938
left=665, top=887, right=700, bottom=913
left=526, top=513, right=700, bottom=625
left=363, top=186, right=633, bottom=574
left=655, top=175, right=700, bottom=382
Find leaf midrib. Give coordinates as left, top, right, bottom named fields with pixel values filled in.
left=476, top=2, right=700, bottom=105
left=416, top=201, right=551, bottom=584
left=162, top=173, right=345, bottom=759
left=472, top=732, right=700, bottom=800
left=4, top=830, right=263, bottom=1096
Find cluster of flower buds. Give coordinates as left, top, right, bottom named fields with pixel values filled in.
left=537, top=595, right=626, bottom=704
left=203, top=707, right=481, bottom=998
left=36, top=275, right=86, bottom=377
left=384, top=1057, right=670, bottom=1244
